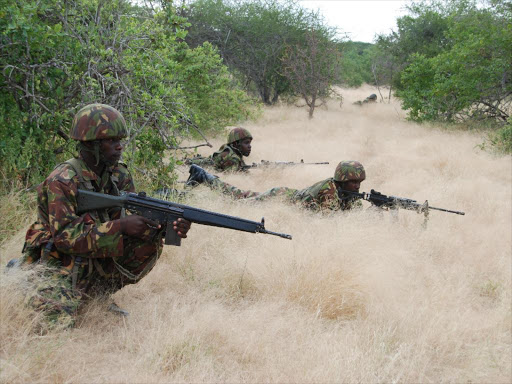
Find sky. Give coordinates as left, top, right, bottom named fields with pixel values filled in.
left=298, top=0, right=410, bottom=43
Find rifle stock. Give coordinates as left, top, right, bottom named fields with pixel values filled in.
left=77, top=189, right=292, bottom=246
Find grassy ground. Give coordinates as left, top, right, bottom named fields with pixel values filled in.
left=0, top=85, right=510, bottom=382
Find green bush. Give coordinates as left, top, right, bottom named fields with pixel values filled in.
left=0, top=0, right=254, bottom=193
left=388, top=1, right=511, bottom=125
left=488, top=119, right=512, bottom=154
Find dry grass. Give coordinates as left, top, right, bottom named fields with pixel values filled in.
left=0, top=189, right=36, bottom=246
left=0, top=85, right=510, bottom=383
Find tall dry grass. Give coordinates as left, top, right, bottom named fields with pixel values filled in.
left=1, top=85, right=510, bottom=383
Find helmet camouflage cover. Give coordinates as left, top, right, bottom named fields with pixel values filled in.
left=70, top=104, right=128, bottom=141
left=227, top=127, right=252, bottom=144
left=334, top=161, right=366, bottom=182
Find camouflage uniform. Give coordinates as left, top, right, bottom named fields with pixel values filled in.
left=208, top=161, right=366, bottom=212
left=354, top=94, right=378, bottom=106
left=186, top=127, right=251, bottom=172
left=21, top=104, right=161, bottom=327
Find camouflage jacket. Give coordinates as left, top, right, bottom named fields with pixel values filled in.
left=211, top=144, right=246, bottom=172
left=185, top=144, right=246, bottom=172
left=292, top=178, right=362, bottom=212
left=23, top=158, right=135, bottom=265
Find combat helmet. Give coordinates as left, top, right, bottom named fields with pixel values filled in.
left=70, top=104, right=127, bottom=141
left=227, top=127, right=252, bottom=144
left=334, top=161, right=366, bottom=182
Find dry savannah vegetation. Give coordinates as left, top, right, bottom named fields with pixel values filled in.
left=0, top=86, right=511, bottom=383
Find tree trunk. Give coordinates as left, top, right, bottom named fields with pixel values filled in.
left=258, top=84, right=272, bottom=105
left=271, top=90, right=279, bottom=104
left=371, top=62, right=384, bottom=102
left=309, top=94, right=316, bottom=118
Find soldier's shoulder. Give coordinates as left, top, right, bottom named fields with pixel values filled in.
left=217, top=145, right=235, bottom=158
left=112, top=161, right=133, bottom=179
left=115, top=160, right=130, bottom=172
left=296, top=178, right=332, bottom=198
left=46, top=160, right=81, bottom=184
left=311, top=178, right=334, bottom=190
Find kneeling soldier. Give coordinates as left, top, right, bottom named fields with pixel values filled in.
left=16, top=104, right=191, bottom=327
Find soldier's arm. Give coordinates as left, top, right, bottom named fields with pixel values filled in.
left=46, top=177, right=125, bottom=258
left=114, top=162, right=136, bottom=193
left=316, top=183, right=341, bottom=211
left=108, top=163, right=136, bottom=220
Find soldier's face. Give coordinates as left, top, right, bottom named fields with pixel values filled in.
left=235, top=138, right=252, bottom=156
left=342, top=179, right=362, bottom=192
left=100, top=138, right=124, bottom=164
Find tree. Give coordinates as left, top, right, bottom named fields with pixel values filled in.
left=184, top=0, right=334, bottom=105
left=338, top=41, right=373, bottom=88
left=396, top=1, right=511, bottom=123
left=370, top=36, right=398, bottom=101
left=0, top=0, right=253, bottom=190
left=372, top=0, right=452, bottom=92
left=282, top=29, right=341, bottom=118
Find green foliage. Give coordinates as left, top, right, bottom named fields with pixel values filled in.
left=372, top=0, right=511, bottom=133
left=395, top=1, right=511, bottom=124
left=0, top=0, right=254, bottom=192
left=372, top=1, right=453, bottom=91
left=483, top=118, right=512, bottom=154
left=282, top=29, right=342, bottom=118
left=338, top=42, right=374, bottom=87
left=185, top=0, right=336, bottom=105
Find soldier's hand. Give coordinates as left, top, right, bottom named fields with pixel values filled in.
left=119, top=215, right=161, bottom=239
left=173, top=218, right=191, bottom=238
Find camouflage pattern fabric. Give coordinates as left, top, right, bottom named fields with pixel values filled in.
left=333, top=161, right=366, bottom=182
left=26, top=267, right=82, bottom=328
left=70, top=104, right=127, bottom=141
left=22, top=157, right=161, bottom=326
left=209, top=177, right=361, bottom=212
left=185, top=144, right=246, bottom=172
left=227, top=127, right=252, bottom=144
left=353, top=94, right=377, bottom=106
left=211, top=144, right=246, bottom=172
left=185, top=156, right=215, bottom=168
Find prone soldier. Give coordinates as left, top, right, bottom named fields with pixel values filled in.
left=13, top=104, right=192, bottom=327
left=186, top=161, right=366, bottom=212
left=186, top=127, right=252, bottom=172
left=353, top=93, right=378, bottom=106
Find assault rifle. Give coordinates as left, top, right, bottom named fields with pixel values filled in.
left=243, top=159, right=329, bottom=170
left=340, top=189, right=464, bottom=223
left=77, top=190, right=292, bottom=246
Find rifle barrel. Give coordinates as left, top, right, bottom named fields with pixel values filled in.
left=340, top=190, right=465, bottom=216
left=261, top=229, right=293, bottom=239
left=428, top=206, right=465, bottom=215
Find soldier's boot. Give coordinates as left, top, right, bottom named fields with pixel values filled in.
left=108, top=302, right=130, bottom=317
left=5, top=258, right=21, bottom=273
left=186, top=164, right=218, bottom=186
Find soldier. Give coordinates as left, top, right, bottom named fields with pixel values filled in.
left=365, top=93, right=377, bottom=103
left=187, top=161, right=366, bottom=212
left=186, top=127, right=252, bottom=172
left=353, top=93, right=378, bottom=106
left=14, top=104, right=191, bottom=327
